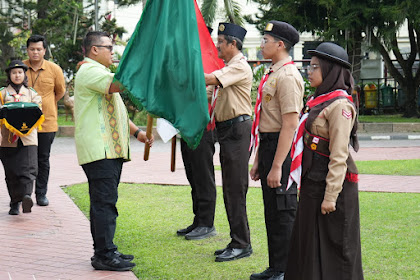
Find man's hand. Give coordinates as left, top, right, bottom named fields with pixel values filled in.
left=267, top=166, right=282, bottom=188
left=321, top=200, right=336, bottom=215
left=204, top=73, right=220, bottom=86
left=250, top=164, right=260, bottom=181
left=137, top=131, right=154, bottom=147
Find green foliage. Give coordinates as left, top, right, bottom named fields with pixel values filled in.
left=303, top=76, right=315, bottom=103
left=64, top=183, right=420, bottom=279
left=247, top=0, right=420, bottom=117
left=0, top=0, right=128, bottom=78
left=249, top=62, right=267, bottom=106
left=201, top=0, right=245, bottom=26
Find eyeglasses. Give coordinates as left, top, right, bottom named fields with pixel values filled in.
left=305, top=64, right=320, bottom=73
left=93, top=45, right=113, bottom=51
left=261, top=38, right=277, bottom=46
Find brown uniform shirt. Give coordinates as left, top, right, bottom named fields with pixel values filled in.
left=210, top=53, right=253, bottom=122
left=0, top=85, right=42, bottom=147
left=260, top=57, right=304, bottom=132
left=308, top=98, right=357, bottom=202
left=23, top=59, right=66, bottom=132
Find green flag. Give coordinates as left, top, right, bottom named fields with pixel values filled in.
left=114, top=0, right=209, bottom=149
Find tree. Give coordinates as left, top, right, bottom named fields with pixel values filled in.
left=0, top=0, right=143, bottom=78
left=200, top=0, right=245, bottom=26
left=248, top=0, right=420, bottom=117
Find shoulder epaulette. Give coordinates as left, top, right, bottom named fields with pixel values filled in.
left=29, top=87, right=38, bottom=93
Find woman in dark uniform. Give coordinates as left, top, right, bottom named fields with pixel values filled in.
left=285, top=42, right=364, bottom=280
left=0, top=60, right=42, bottom=215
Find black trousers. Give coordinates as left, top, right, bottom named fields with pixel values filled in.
left=259, top=132, right=297, bottom=271
left=0, top=141, right=37, bottom=204
left=82, top=158, right=123, bottom=259
left=36, top=132, right=56, bottom=196
left=180, top=129, right=216, bottom=227
left=217, top=119, right=251, bottom=248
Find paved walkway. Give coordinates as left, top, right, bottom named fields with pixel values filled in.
left=1, top=137, right=420, bottom=279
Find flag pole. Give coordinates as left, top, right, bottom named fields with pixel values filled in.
left=144, top=114, right=153, bottom=161
left=170, top=136, right=176, bottom=172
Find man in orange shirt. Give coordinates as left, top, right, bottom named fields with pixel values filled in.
left=24, top=35, right=66, bottom=206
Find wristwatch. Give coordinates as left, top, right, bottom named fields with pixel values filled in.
left=134, top=128, right=142, bottom=138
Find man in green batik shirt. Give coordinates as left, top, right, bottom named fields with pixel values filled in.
left=74, top=31, right=154, bottom=272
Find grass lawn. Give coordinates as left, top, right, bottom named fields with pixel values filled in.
left=64, top=183, right=420, bottom=280
left=215, top=159, right=420, bottom=176
left=57, top=114, right=75, bottom=126
left=356, top=159, right=420, bottom=176
left=358, top=114, right=420, bottom=123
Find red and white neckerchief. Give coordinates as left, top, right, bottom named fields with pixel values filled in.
left=206, top=55, right=246, bottom=131
left=249, top=61, right=295, bottom=152
left=206, top=86, right=219, bottom=131
left=287, top=89, right=353, bottom=190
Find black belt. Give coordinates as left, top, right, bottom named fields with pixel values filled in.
left=303, top=129, right=330, bottom=157
left=260, top=132, right=279, bottom=141
left=216, top=115, right=251, bottom=129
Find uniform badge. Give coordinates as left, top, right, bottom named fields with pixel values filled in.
left=264, top=95, right=272, bottom=103
left=265, top=23, right=273, bottom=31
left=219, top=24, right=225, bottom=32
left=342, top=109, right=352, bottom=119
left=310, top=143, right=317, bottom=150
left=269, top=79, right=276, bottom=87
left=21, top=122, right=28, bottom=131
left=312, top=137, right=319, bottom=144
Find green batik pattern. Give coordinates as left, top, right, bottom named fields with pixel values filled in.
left=101, top=93, right=129, bottom=160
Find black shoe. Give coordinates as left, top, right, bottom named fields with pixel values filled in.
left=91, top=256, right=136, bottom=271
left=36, top=195, right=49, bottom=206
left=115, top=251, right=134, bottom=261
left=22, top=195, right=33, bottom=213
left=176, top=224, right=196, bottom=236
left=267, top=272, right=284, bottom=280
left=185, top=226, right=217, bottom=240
left=214, top=246, right=229, bottom=256
left=215, top=245, right=253, bottom=262
left=91, top=251, right=135, bottom=262
left=8, top=202, right=20, bottom=215
left=250, top=267, right=281, bottom=280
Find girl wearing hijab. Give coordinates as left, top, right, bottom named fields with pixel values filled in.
left=285, top=43, right=364, bottom=280
left=0, top=60, right=43, bottom=215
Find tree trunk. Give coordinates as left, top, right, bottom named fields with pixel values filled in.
left=37, top=0, right=49, bottom=19
left=347, top=31, right=363, bottom=83
left=402, top=80, right=420, bottom=118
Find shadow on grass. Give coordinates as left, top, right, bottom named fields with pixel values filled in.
left=63, top=183, right=420, bottom=280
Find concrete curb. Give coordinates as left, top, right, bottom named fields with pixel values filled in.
left=358, top=134, right=420, bottom=141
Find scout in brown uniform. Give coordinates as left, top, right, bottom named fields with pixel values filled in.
left=249, top=21, right=304, bottom=280
left=0, top=60, right=42, bottom=215
left=285, top=42, right=364, bottom=280
left=177, top=27, right=218, bottom=241
left=204, top=22, right=253, bottom=262
left=24, top=35, right=66, bottom=206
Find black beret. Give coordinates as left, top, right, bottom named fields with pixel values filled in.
left=264, top=21, right=299, bottom=46
left=308, top=42, right=351, bottom=69
left=207, top=26, right=213, bottom=35
left=6, top=60, right=28, bottom=72
left=218, top=22, right=247, bottom=42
